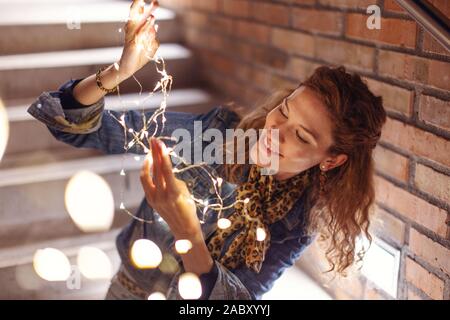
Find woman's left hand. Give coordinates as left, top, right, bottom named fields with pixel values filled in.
left=140, top=137, right=201, bottom=239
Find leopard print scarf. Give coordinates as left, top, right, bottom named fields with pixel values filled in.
left=207, top=164, right=312, bottom=273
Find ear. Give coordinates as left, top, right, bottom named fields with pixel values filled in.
left=324, top=153, right=348, bottom=171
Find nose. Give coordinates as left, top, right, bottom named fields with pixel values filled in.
left=269, top=125, right=285, bottom=144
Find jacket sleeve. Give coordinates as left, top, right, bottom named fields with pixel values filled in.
left=27, top=78, right=205, bottom=155
left=166, top=234, right=313, bottom=300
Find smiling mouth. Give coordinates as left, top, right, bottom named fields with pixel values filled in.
left=262, top=134, right=283, bottom=157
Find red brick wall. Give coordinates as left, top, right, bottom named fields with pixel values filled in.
left=159, top=0, right=450, bottom=300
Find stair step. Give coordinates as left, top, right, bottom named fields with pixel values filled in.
left=3, top=88, right=216, bottom=157
left=0, top=153, right=145, bottom=226
left=0, top=1, right=179, bottom=54
left=0, top=228, right=121, bottom=299
left=0, top=44, right=197, bottom=101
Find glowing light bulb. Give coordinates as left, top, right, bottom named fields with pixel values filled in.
left=33, top=248, right=71, bottom=281
left=148, top=292, right=166, bottom=300
left=256, top=227, right=266, bottom=241
left=77, top=246, right=113, bottom=280
left=65, top=170, right=114, bottom=233
left=217, top=218, right=231, bottom=229
left=175, top=240, right=192, bottom=254
left=0, top=99, right=9, bottom=161
left=178, top=272, right=202, bottom=300
left=131, top=239, right=162, bottom=269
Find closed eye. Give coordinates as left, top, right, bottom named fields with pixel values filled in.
left=278, top=99, right=309, bottom=144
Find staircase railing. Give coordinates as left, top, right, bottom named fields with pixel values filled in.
left=395, top=0, right=450, bottom=52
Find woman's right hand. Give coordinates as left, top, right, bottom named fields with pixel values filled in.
left=118, top=0, right=160, bottom=79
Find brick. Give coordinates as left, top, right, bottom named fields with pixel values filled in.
left=428, top=59, right=450, bottom=91
left=209, top=16, right=234, bottom=35
left=234, top=21, right=270, bottom=44
left=384, top=0, right=405, bottom=13
left=292, top=8, right=343, bottom=35
left=270, top=74, right=297, bottom=89
left=191, top=0, right=219, bottom=12
left=428, top=0, right=450, bottom=18
left=251, top=46, right=289, bottom=70
left=185, top=27, right=205, bottom=48
left=251, top=2, right=290, bottom=27
left=365, top=78, right=413, bottom=116
left=236, top=65, right=271, bottom=90
left=423, top=32, right=450, bottom=57
left=365, top=286, right=389, bottom=300
left=222, top=0, right=250, bottom=18
left=414, top=163, right=450, bottom=204
left=409, top=228, right=450, bottom=275
left=271, top=28, right=315, bottom=57
left=183, top=11, right=209, bottom=28
left=346, top=14, right=417, bottom=49
left=318, top=0, right=373, bottom=9
left=378, top=51, right=450, bottom=91
left=380, top=118, right=450, bottom=167
left=292, top=0, right=316, bottom=5
left=203, top=52, right=237, bottom=76
left=418, top=95, right=450, bottom=131
left=334, top=275, right=365, bottom=299
left=371, top=205, right=406, bottom=245
left=288, top=57, right=320, bottom=81
left=407, top=286, right=426, bottom=300
left=373, top=146, right=409, bottom=182
left=405, top=258, right=444, bottom=300
left=315, top=37, right=374, bottom=71
left=374, top=176, right=447, bottom=238
left=232, top=41, right=253, bottom=61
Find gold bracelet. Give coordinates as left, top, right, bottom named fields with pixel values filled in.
left=95, top=66, right=118, bottom=94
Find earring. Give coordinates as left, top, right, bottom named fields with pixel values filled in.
left=319, top=164, right=327, bottom=196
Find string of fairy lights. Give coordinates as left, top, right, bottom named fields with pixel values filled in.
left=29, top=1, right=268, bottom=300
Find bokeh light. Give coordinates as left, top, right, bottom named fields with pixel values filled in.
left=64, top=170, right=114, bottom=233
left=77, top=246, right=113, bottom=280
left=256, top=227, right=267, bottom=241
left=0, top=99, right=9, bottom=161
left=147, top=291, right=166, bottom=300
left=33, top=248, right=71, bottom=281
left=175, top=239, right=192, bottom=254
left=217, top=218, right=231, bottom=229
left=178, top=272, right=202, bottom=300
left=131, top=239, right=162, bottom=269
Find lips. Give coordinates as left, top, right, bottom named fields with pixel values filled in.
left=262, top=133, right=282, bottom=157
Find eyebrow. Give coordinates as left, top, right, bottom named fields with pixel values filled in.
left=284, top=98, right=319, bottom=142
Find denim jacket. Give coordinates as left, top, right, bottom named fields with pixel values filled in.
left=27, top=79, right=315, bottom=300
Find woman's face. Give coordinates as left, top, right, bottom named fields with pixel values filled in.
left=250, top=86, right=343, bottom=180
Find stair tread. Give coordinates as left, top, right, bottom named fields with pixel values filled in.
left=6, top=88, right=215, bottom=121
left=0, top=227, right=120, bottom=269
left=0, top=1, right=174, bottom=26
left=0, top=44, right=191, bottom=71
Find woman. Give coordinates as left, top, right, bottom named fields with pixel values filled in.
left=27, top=0, right=386, bottom=299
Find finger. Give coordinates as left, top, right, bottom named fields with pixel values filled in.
left=140, top=155, right=156, bottom=197
left=137, top=15, right=156, bottom=36
left=129, top=0, right=144, bottom=20
left=143, top=1, right=159, bottom=22
left=151, top=138, right=165, bottom=190
left=157, top=140, right=177, bottom=191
